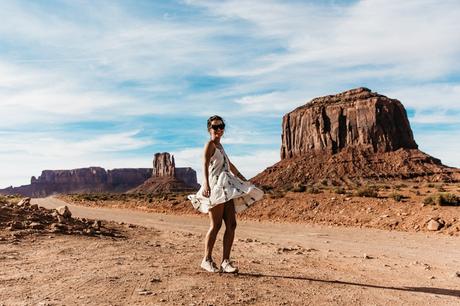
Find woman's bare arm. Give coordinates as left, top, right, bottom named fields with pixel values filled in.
left=202, top=141, right=216, bottom=196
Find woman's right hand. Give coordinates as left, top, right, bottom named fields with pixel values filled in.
left=202, top=183, right=211, bottom=198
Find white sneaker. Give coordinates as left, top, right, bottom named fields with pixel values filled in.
left=220, top=259, right=238, bottom=273
left=201, top=258, right=219, bottom=272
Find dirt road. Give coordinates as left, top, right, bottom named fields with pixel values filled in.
left=1, top=197, right=459, bottom=305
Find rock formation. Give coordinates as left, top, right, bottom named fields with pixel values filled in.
left=252, top=88, right=460, bottom=189
left=1, top=152, right=200, bottom=197
left=281, top=87, right=418, bottom=159
left=0, top=167, right=152, bottom=197
left=153, top=152, right=175, bottom=177
left=129, top=152, right=200, bottom=194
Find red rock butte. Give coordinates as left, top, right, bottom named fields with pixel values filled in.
left=252, top=88, right=460, bottom=188
left=129, top=152, right=200, bottom=194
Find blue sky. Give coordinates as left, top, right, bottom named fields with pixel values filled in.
left=1, top=0, right=460, bottom=188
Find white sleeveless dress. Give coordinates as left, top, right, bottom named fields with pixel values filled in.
left=187, top=145, right=264, bottom=214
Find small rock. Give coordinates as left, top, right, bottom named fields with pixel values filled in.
left=29, top=222, right=44, bottom=229
left=92, top=220, right=101, bottom=230
left=30, top=204, right=39, bottom=210
left=150, top=277, right=161, bottom=283
left=363, top=254, right=373, bottom=259
left=454, top=271, right=460, bottom=278
left=56, top=206, right=72, bottom=219
left=427, top=219, right=442, bottom=231
left=9, top=221, right=23, bottom=230
left=245, top=238, right=253, bottom=242
left=17, top=198, right=31, bottom=207
left=137, top=289, right=153, bottom=296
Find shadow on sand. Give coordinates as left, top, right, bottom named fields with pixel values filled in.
left=236, top=272, right=460, bottom=298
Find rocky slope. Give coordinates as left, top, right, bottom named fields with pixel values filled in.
left=252, top=88, right=460, bottom=189
left=0, top=196, right=119, bottom=240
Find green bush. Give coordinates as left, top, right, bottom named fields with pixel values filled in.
left=306, top=186, right=321, bottom=194
left=423, top=193, right=460, bottom=206
left=291, top=183, right=306, bottom=193
left=269, top=190, right=285, bottom=199
left=389, top=192, right=404, bottom=202
left=354, top=185, right=379, bottom=198
left=436, top=185, right=446, bottom=192
left=395, top=183, right=408, bottom=189
left=333, top=187, right=346, bottom=194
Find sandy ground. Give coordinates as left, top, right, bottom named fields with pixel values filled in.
left=0, top=197, right=459, bottom=305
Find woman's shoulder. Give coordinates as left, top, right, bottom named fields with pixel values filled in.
left=203, top=140, right=217, bottom=156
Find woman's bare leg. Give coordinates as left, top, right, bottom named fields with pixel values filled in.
left=222, top=199, right=237, bottom=260
left=204, top=203, right=224, bottom=260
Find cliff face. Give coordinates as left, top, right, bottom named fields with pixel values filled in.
left=281, top=87, right=418, bottom=159
left=252, top=88, right=460, bottom=188
left=153, top=152, right=175, bottom=177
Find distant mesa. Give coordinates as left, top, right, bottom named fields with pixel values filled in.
left=252, top=87, right=460, bottom=189
left=0, top=152, right=200, bottom=197
left=0, top=167, right=151, bottom=197
left=129, top=152, right=200, bottom=194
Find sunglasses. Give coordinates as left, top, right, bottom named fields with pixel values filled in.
left=211, top=123, right=225, bottom=131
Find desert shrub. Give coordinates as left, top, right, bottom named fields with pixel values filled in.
left=415, top=190, right=421, bottom=196
left=423, top=193, right=460, bottom=206
left=291, top=183, right=306, bottom=193
left=395, top=183, right=408, bottom=189
left=436, top=185, right=446, bottom=192
left=269, top=190, right=285, bottom=199
left=0, top=195, right=7, bottom=204
left=333, top=187, right=346, bottom=194
left=389, top=192, right=404, bottom=202
left=354, top=185, right=379, bottom=198
left=261, top=185, right=273, bottom=192
left=320, top=179, right=328, bottom=186
left=306, top=186, right=321, bottom=194
left=426, top=183, right=435, bottom=188
left=413, top=185, right=419, bottom=189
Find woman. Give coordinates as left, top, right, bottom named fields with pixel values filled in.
left=187, top=115, right=264, bottom=273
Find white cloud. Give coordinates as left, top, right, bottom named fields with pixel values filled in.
left=416, top=131, right=460, bottom=168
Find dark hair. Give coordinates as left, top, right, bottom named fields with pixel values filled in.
left=207, top=115, right=225, bottom=130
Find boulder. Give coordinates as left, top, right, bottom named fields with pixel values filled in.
left=56, top=205, right=72, bottom=219
left=427, top=219, right=442, bottom=231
